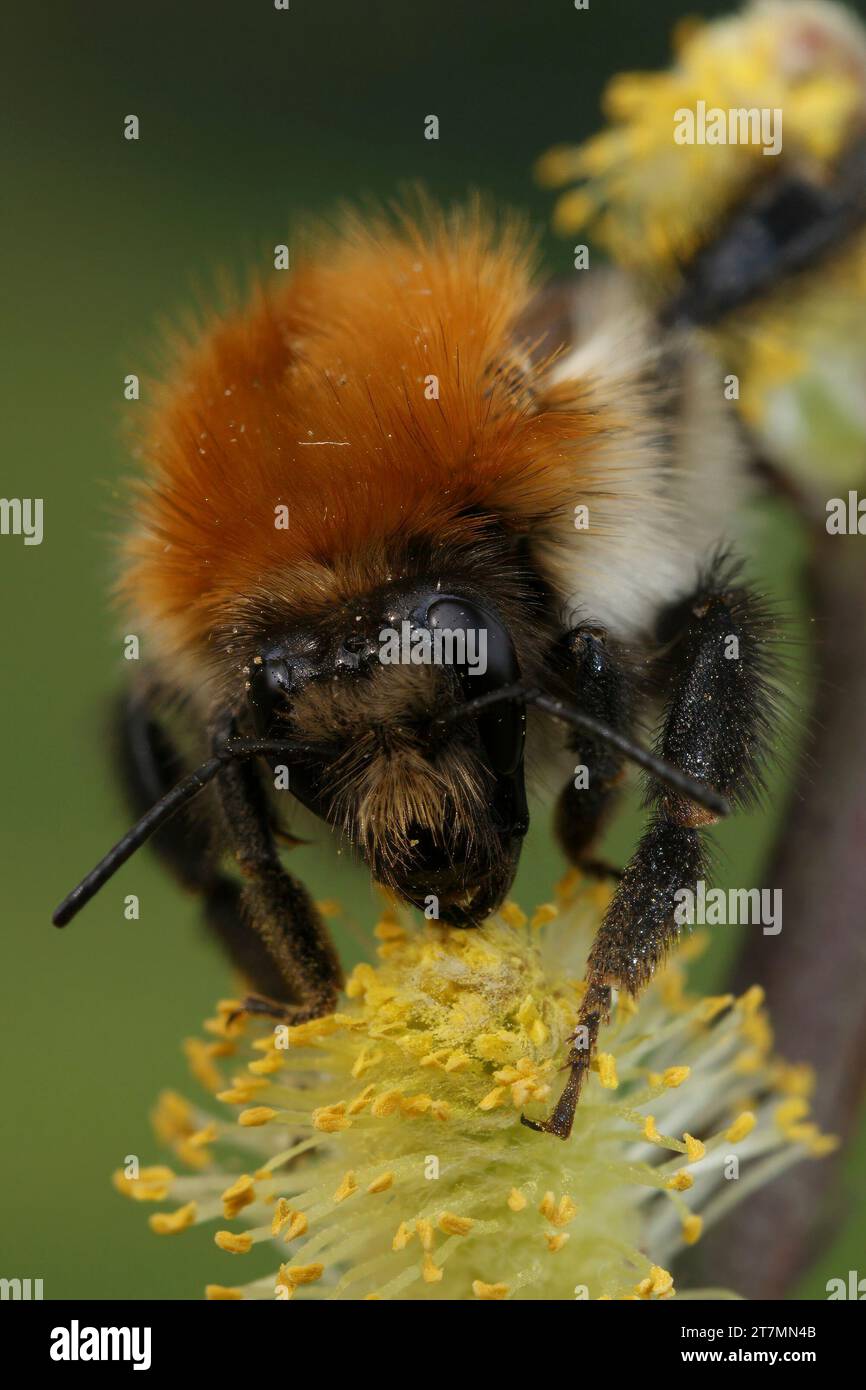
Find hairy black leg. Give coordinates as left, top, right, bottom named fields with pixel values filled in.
left=116, top=686, right=292, bottom=1000
left=553, top=626, right=632, bottom=869
left=210, top=713, right=343, bottom=1023
left=527, top=557, right=781, bottom=1138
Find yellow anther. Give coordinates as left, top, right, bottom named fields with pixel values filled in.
left=277, top=1261, right=324, bottom=1289
left=366, top=1172, right=394, bottom=1195
left=530, top=902, right=558, bottom=930
left=312, top=1103, right=350, bottom=1133
left=347, top=1084, right=377, bottom=1116
left=333, top=1171, right=358, bottom=1204
left=665, top=1171, right=694, bottom=1192
left=682, top=1214, right=703, bottom=1245
left=370, top=1089, right=403, bottom=1117
left=649, top=1265, right=674, bottom=1296
left=238, top=1105, right=276, bottom=1127
left=539, top=1191, right=556, bottom=1221
left=112, top=1165, right=175, bottom=1203
left=697, top=994, right=734, bottom=1023
left=473, top=1280, right=509, bottom=1300
left=422, top=1253, right=443, bottom=1283
left=500, top=901, right=527, bottom=929
left=684, top=1133, right=706, bottom=1162
left=316, top=899, right=342, bottom=918
left=474, top=1032, right=519, bottom=1063
left=351, top=1047, right=384, bottom=1079
left=214, top=1230, right=253, bottom=1254
left=416, top=1218, right=435, bottom=1251
left=284, top=1211, right=308, bottom=1242
left=401, top=1093, right=433, bottom=1116
left=662, top=1066, right=690, bottom=1088
left=507, top=1187, right=527, bottom=1212
left=149, top=1201, right=197, bottom=1235
left=438, top=1212, right=474, bottom=1236
left=479, top=1086, right=507, bottom=1111
left=221, top=1174, right=255, bottom=1219
left=392, top=1221, right=415, bottom=1251
left=643, top=1115, right=661, bottom=1142
left=248, top=1052, right=284, bottom=1076
left=373, top=918, right=406, bottom=940
left=726, top=1111, right=756, bottom=1143
left=205, top=1285, right=243, bottom=1300
left=738, top=985, right=764, bottom=1016
left=546, top=1232, right=570, bottom=1253
left=596, top=1052, right=618, bottom=1089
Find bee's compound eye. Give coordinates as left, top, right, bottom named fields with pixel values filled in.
left=422, top=595, right=524, bottom=778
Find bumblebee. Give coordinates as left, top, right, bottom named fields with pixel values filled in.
left=54, top=204, right=779, bottom=1138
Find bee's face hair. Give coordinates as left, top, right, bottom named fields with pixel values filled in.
left=244, top=572, right=534, bottom=927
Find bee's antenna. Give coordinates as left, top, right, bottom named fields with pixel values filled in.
left=437, top=683, right=731, bottom=819
left=51, top=738, right=313, bottom=928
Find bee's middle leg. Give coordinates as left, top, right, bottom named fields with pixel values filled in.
left=553, top=624, right=632, bottom=877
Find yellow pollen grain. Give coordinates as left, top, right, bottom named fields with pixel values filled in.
left=649, top=1265, right=674, bottom=1296
left=422, top=1253, right=443, bottom=1283
left=316, top=898, right=342, bottom=918
left=507, top=1188, right=527, bottom=1212
left=682, top=1214, right=703, bottom=1245
left=312, top=1103, right=350, bottom=1133
left=238, top=1106, right=276, bottom=1127
left=596, top=1052, right=618, bottom=1089
left=149, top=1201, right=197, bottom=1235
left=438, top=1212, right=474, bottom=1236
left=473, top=1280, right=509, bottom=1300
left=221, top=1174, right=255, bottom=1219
left=546, top=1232, right=570, bottom=1253
left=333, top=1171, right=358, bottom=1204
left=214, top=1230, right=253, bottom=1254
left=684, top=1133, right=706, bottom=1162
left=665, top=1171, right=694, bottom=1192
left=205, top=1285, right=243, bottom=1300
left=663, top=1066, right=690, bottom=1088
left=392, top=1221, right=415, bottom=1251
left=366, top=1172, right=394, bottom=1195
left=726, top=1111, right=756, bottom=1143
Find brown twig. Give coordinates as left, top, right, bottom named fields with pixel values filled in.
left=694, top=521, right=866, bottom=1298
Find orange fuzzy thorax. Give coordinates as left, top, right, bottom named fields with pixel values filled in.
left=122, top=207, right=606, bottom=672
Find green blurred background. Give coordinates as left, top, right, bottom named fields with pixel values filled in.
left=2, top=0, right=864, bottom=1300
